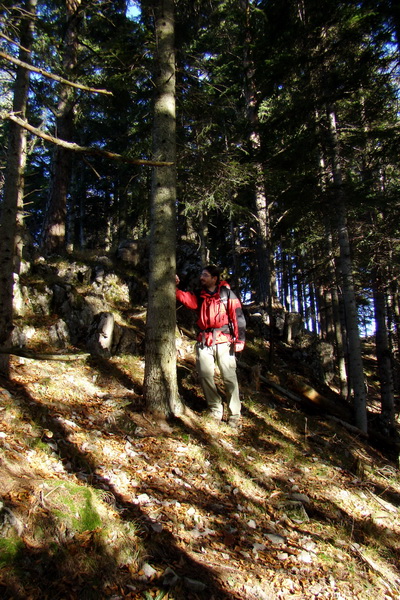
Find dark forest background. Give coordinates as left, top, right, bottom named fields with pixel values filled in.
left=1, top=0, right=400, bottom=434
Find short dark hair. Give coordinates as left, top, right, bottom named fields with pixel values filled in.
left=203, top=264, right=221, bottom=281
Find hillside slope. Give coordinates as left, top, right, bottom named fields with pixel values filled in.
left=0, top=254, right=399, bottom=600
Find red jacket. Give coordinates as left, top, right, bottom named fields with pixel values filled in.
left=176, top=281, right=246, bottom=348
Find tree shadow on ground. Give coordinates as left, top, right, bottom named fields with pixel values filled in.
left=0, top=376, right=254, bottom=600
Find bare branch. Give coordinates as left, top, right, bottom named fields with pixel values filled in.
left=0, top=32, right=31, bottom=53
left=0, top=49, right=113, bottom=95
left=1, top=112, right=174, bottom=167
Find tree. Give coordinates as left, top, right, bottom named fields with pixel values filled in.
left=143, top=0, right=183, bottom=417
left=0, top=0, right=36, bottom=375
left=41, top=0, right=81, bottom=255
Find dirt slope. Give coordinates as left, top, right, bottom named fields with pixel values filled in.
left=1, top=329, right=400, bottom=599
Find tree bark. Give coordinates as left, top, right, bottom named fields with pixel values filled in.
left=327, top=107, right=367, bottom=432
left=373, top=269, right=395, bottom=428
left=143, top=0, right=183, bottom=417
left=324, top=220, right=348, bottom=397
left=41, top=0, right=81, bottom=254
left=0, top=0, right=36, bottom=375
left=240, top=0, right=276, bottom=310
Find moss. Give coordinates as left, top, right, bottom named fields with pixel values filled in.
left=47, top=483, right=103, bottom=534
left=0, top=537, right=24, bottom=567
left=75, top=488, right=102, bottom=532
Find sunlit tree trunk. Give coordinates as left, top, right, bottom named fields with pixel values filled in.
left=0, top=0, right=36, bottom=375
left=143, top=0, right=183, bottom=417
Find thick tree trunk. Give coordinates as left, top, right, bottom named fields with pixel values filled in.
left=0, top=0, right=36, bottom=374
left=143, top=0, right=183, bottom=417
left=327, top=107, right=367, bottom=432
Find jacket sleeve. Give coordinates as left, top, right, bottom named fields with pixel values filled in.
left=176, top=289, right=199, bottom=310
left=228, top=291, right=246, bottom=343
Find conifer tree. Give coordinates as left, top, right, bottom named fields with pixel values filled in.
left=0, top=0, right=36, bottom=375
left=143, top=0, right=183, bottom=417
left=41, top=0, right=81, bottom=254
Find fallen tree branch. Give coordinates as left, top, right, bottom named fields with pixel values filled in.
left=326, top=415, right=368, bottom=437
left=177, top=325, right=196, bottom=339
left=1, top=112, right=174, bottom=167
left=0, top=50, right=112, bottom=95
left=0, top=347, right=90, bottom=361
left=175, top=328, right=363, bottom=436
left=236, top=359, right=366, bottom=437
left=350, top=543, right=400, bottom=595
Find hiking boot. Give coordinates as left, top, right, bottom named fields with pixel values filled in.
left=205, top=410, right=223, bottom=422
left=227, top=416, right=241, bottom=429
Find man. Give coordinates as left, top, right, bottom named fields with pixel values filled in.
left=176, top=265, right=246, bottom=427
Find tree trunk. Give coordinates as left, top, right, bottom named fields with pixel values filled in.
left=143, top=0, right=183, bottom=417
left=319, top=150, right=348, bottom=397
left=41, top=0, right=80, bottom=255
left=295, top=256, right=304, bottom=320
left=240, top=0, right=276, bottom=310
left=388, top=278, right=400, bottom=394
left=373, top=270, right=395, bottom=429
left=308, top=281, right=317, bottom=334
left=324, top=223, right=348, bottom=397
left=327, top=107, right=367, bottom=432
left=0, top=0, right=36, bottom=375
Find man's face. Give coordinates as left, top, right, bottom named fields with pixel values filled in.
left=200, top=270, right=218, bottom=290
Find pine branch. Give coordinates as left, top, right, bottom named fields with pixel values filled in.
left=0, top=49, right=112, bottom=95
left=1, top=112, right=174, bottom=167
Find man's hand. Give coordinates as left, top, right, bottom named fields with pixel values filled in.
left=234, top=341, right=245, bottom=353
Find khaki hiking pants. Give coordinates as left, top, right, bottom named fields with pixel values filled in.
left=196, top=341, right=241, bottom=420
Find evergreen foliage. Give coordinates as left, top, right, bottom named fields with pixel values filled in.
left=1, top=0, right=400, bottom=427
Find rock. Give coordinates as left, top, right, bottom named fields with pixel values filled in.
left=296, top=550, right=313, bottom=563
left=183, top=576, right=207, bottom=591
left=283, top=311, right=303, bottom=343
left=10, top=325, right=36, bottom=347
left=141, top=563, right=157, bottom=579
left=117, top=239, right=148, bottom=268
left=265, top=533, right=286, bottom=546
left=111, top=322, right=138, bottom=355
left=87, top=312, right=115, bottom=357
left=163, top=567, right=180, bottom=587
left=56, top=262, right=91, bottom=285
left=49, top=319, right=70, bottom=347
left=289, top=493, right=311, bottom=504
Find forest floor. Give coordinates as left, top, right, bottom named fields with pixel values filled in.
left=1, top=308, right=400, bottom=599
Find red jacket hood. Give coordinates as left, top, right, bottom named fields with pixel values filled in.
left=200, top=280, right=230, bottom=296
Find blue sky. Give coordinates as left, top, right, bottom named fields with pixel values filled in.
left=127, top=1, right=141, bottom=20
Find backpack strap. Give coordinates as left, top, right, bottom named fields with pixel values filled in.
left=220, top=286, right=235, bottom=340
